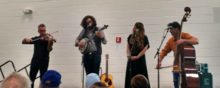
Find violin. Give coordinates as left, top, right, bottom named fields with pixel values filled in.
left=41, top=33, right=56, bottom=42
left=31, top=31, right=58, bottom=43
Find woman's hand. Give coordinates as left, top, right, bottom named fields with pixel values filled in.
left=131, top=56, right=139, bottom=61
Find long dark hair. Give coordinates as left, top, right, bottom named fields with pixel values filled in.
left=80, top=15, right=97, bottom=29
left=129, top=22, right=145, bottom=49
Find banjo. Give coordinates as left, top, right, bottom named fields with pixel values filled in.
left=78, top=25, right=108, bottom=54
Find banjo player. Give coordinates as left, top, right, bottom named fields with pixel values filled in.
left=75, top=15, right=107, bottom=75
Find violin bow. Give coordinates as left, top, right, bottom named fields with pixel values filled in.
left=31, top=31, right=58, bottom=42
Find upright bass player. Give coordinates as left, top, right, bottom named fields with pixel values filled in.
left=156, top=21, right=199, bottom=88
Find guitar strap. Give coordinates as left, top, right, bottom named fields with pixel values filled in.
left=92, top=27, right=99, bottom=49
left=92, top=27, right=97, bottom=33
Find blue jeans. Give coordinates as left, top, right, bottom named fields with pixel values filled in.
left=173, top=72, right=179, bottom=88
left=83, top=52, right=101, bottom=75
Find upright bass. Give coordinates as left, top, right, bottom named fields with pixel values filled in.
left=173, top=7, right=200, bottom=88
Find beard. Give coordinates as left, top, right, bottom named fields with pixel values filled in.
left=88, top=26, right=94, bottom=29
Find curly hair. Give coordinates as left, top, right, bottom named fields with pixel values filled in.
left=80, top=15, right=97, bottom=29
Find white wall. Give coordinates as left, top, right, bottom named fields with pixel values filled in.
left=0, top=0, right=219, bottom=88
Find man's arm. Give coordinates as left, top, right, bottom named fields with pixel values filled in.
left=99, top=30, right=107, bottom=44
left=156, top=39, right=173, bottom=69
left=184, top=37, right=199, bottom=45
left=22, top=38, right=28, bottom=44
left=159, top=40, right=172, bottom=62
left=158, top=56, right=165, bottom=63
left=75, top=30, right=85, bottom=47
left=178, top=33, right=199, bottom=45
left=22, top=37, right=35, bottom=44
left=47, top=39, right=53, bottom=52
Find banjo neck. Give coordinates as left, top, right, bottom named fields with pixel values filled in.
left=85, top=31, right=97, bottom=43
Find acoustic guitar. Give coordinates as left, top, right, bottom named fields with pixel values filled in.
left=100, top=54, right=114, bottom=88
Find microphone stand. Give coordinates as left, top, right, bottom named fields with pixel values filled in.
left=81, top=26, right=90, bottom=88
left=154, top=29, right=169, bottom=88
left=81, top=55, right=84, bottom=88
left=81, top=26, right=96, bottom=88
left=128, top=32, right=138, bottom=88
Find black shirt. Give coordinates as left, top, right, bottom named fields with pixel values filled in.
left=22, top=36, right=50, bottom=64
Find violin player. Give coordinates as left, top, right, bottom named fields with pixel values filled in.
left=22, top=24, right=55, bottom=88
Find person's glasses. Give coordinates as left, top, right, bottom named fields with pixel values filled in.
left=86, top=21, right=92, bottom=24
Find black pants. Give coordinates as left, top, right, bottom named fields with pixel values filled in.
left=29, top=59, right=49, bottom=88
left=83, top=52, right=101, bottom=75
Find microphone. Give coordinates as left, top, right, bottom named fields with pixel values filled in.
left=134, top=29, right=139, bottom=37
left=165, top=26, right=172, bottom=30
left=87, top=24, right=92, bottom=28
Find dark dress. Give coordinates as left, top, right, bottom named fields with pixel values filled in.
left=124, top=34, right=151, bottom=88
